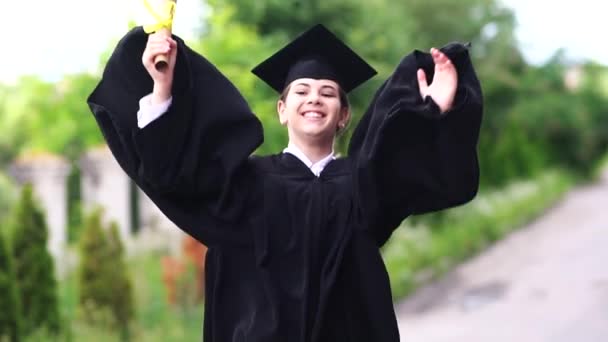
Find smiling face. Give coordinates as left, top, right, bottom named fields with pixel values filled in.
left=277, top=78, right=350, bottom=146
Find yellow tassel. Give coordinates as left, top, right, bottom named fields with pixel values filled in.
left=142, top=0, right=176, bottom=33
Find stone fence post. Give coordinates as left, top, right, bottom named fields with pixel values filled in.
left=80, top=146, right=132, bottom=247
left=137, top=189, right=184, bottom=255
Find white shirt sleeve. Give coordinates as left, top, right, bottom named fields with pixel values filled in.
left=137, top=93, right=173, bottom=129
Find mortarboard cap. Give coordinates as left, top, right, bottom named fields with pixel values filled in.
left=252, top=24, right=377, bottom=93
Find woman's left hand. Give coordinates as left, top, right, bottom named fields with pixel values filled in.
left=417, top=48, right=458, bottom=113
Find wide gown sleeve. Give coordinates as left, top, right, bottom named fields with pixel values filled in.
left=86, top=27, right=264, bottom=247
left=348, top=43, right=483, bottom=246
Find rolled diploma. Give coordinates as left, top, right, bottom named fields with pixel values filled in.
left=152, top=0, right=176, bottom=71
left=154, top=27, right=171, bottom=71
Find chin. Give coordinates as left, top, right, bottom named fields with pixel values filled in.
left=302, top=124, right=331, bottom=135
left=301, top=129, right=334, bottom=141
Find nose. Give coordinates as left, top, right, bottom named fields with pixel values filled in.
left=306, top=92, right=320, bottom=104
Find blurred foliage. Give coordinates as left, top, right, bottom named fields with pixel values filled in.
left=55, top=251, right=204, bottom=341
left=67, top=165, right=84, bottom=244
left=0, top=74, right=103, bottom=165
left=8, top=184, right=61, bottom=336
left=78, top=209, right=135, bottom=340
left=0, top=227, right=21, bottom=342
left=0, top=172, right=17, bottom=222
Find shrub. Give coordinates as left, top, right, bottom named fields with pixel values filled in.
left=10, top=184, right=60, bottom=336
left=0, top=172, right=16, bottom=222
left=0, top=229, right=21, bottom=342
left=78, top=208, right=135, bottom=340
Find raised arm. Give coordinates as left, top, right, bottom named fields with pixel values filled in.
left=142, top=30, right=178, bottom=105
left=349, top=42, right=483, bottom=246
left=87, top=27, right=263, bottom=246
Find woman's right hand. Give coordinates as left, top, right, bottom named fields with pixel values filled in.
left=142, top=31, right=178, bottom=104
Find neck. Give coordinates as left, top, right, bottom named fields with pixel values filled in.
left=288, top=136, right=334, bottom=164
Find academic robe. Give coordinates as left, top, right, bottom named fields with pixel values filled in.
left=87, top=27, right=482, bottom=342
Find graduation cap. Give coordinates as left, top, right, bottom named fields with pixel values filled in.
left=252, top=24, right=377, bottom=94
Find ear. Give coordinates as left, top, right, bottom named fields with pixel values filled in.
left=338, top=107, right=351, bottom=130
left=277, top=99, right=288, bottom=126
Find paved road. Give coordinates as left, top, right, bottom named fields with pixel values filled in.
left=396, top=171, right=608, bottom=342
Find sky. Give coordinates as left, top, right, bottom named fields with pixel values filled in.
left=1, top=0, right=205, bottom=83
left=0, top=0, right=604, bottom=83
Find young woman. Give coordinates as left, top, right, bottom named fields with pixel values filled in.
left=88, top=24, right=482, bottom=342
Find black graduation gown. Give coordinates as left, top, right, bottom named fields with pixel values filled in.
left=87, top=27, right=482, bottom=342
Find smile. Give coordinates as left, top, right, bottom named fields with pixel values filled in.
left=301, top=111, right=326, bottom=118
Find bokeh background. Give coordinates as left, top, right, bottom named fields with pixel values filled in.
left=1, top=0, right=607, bottom=341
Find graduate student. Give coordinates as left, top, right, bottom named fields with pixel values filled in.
left=87, top=24, right=482, bottom=342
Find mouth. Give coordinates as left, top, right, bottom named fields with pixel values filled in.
left=301, top=110, right=327, bottom=118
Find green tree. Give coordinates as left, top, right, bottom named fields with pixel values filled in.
left=0, top=73, right=104, bottom=169
left=78, top=209, right=134, bottom=340
left=106, top=222, right=135, bottom=340
left=0, top=172, right=16, bottom=222
left=207, top=0, right=361, bottom=39
left=78, top=208, right=107, bottom=323
left=0, top=229, right=21, bottom=342
left=10, top=184, right=60, bottom=336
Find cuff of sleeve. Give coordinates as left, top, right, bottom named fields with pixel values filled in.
left=137, top=94, right=173, bottom=129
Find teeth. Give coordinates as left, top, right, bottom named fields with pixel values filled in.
left=303, top=111, right=323, bottom=118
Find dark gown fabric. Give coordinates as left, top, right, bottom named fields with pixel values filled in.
left=87, top=27, right=482, bottom=342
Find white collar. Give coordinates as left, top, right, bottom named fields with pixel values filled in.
left=283, top=142, right=335, bottom=177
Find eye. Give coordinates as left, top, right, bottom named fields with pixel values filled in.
left=294, top=90, right=307, bottom=95
left=322, top=93, right=336, bottom=97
